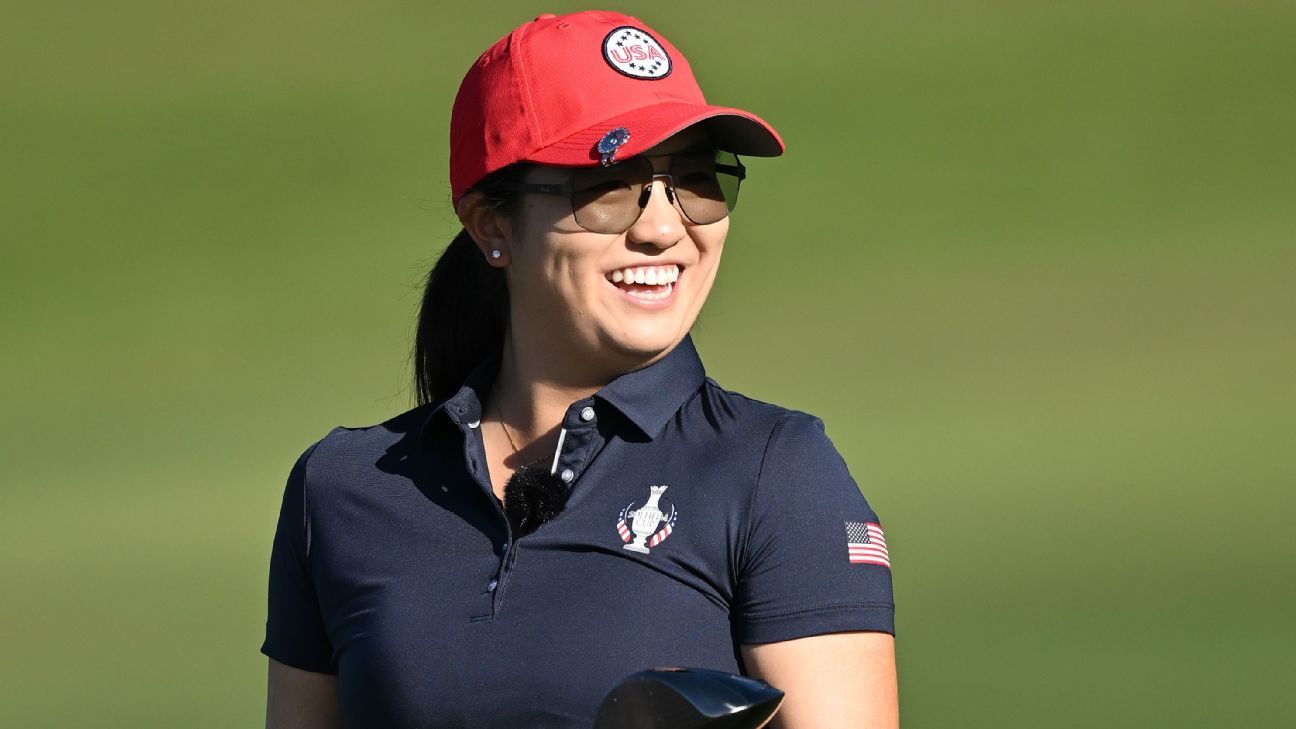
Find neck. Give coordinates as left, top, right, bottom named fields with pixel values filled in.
left=489, top=324, right=682, bottom=448
left=489, top=331, right=613, bottom=447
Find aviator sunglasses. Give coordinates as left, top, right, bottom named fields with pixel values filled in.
left=503, top=149, right=746, bottom=234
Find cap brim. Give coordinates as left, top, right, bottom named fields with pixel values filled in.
left=525, top=101, right=784, bottom=166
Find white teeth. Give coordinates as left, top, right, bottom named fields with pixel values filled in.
left=625, top=282, right=673, bottom=301
left=606, top=264, right=681, bottom=286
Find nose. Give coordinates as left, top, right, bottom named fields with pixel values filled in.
left=625, top=177, right=684, bottom=249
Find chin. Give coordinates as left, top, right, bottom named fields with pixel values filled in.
left=599, top=321, right=687, bottom=363
left=594, top=283, right=703, bottom=356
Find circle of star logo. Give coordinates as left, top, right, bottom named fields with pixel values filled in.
left=601, top=26, right=672, bottom=80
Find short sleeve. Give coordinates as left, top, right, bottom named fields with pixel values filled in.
left=260, top=439, right=337, bottom=673
left=734, top=412, right=895, bottom=644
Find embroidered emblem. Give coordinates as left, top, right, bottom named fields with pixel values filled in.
left=602, top=26, right=672, bottom=80
left=616, top=484, right=676, bottom=554
left=596, top=127, right=631, bottom=166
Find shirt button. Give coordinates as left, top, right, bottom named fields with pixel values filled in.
left=467, top=420, right=480, bottom=429
left=486, top=578, right=498, bottom=592
left=499, top=543, right=510, bottom=556
left=579, top=406, right=595, bottom=422
left=560, top=468, right=575, bottom=483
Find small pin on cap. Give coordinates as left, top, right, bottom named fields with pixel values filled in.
left=597, top=127, right=631, bottom=166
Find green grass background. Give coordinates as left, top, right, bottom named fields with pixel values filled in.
left=3, top=1, right=1293, bottom=726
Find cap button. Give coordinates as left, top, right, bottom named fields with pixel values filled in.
left=535, top=13, right=556, bottom=20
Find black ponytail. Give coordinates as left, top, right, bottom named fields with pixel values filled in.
left=413, top=164, right=532, bottom=405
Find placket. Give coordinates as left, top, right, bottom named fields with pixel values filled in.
left=549, top=398, right=605, bottom=489
left=483, top=397, right=607, bottom=618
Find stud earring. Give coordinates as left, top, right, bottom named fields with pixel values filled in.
left=490, top=250, right=502, bottom=260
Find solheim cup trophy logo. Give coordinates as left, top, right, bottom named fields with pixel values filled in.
left=616, top=485, right=677, bottom=555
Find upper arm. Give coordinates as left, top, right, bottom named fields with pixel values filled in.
left=733, top=413, right=898, bottom=727
left=266, top=658, right=341, bottom=729
left=263, top=440, right=341, bottom=727
left=740, top=632, right=898, bottom=729
left=262, top=439, right=337, bottom=673
left=734, top=412, right=895, bottom=642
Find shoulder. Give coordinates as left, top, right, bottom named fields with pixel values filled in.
left=680, top=377, right=855, bottom=496
left=692, top=378, right=869, bottom=506
left=291, top=402, right=439, bottom=490
left=692, top=377, right=835, bottom=454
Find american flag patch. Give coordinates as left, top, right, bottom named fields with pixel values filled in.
left=846, top=521, right=890, bottom=568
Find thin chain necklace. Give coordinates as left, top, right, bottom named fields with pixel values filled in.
left=489, top=384, right=570, bottom=538
left=492, top=384, right=522, bottom=458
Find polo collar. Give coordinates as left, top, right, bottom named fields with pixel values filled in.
left=419, top=335, right=706, bottom=445
left=594, top=334, right=706, bottom=439
left=418, top=354, right=500, bottom=445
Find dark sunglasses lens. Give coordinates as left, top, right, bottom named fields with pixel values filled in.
left=672, top=150, right=743, bottom=224
left=715, top=151, right=743, bottom=213
left=570, top=159, right=652, bottom=233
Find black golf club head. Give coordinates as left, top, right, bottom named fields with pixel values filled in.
left=593, top=667, right=784, bottom=729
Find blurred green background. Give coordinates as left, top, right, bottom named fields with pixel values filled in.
left=3, top=1, right=1293, bottom=726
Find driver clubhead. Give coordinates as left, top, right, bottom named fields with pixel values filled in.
left=593, top=667, right=784, bottom=729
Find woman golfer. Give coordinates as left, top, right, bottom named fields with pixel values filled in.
left=263, top=10, right=897, bottom=728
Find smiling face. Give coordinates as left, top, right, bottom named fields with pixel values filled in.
left=500, top=126, right=730, bottom=379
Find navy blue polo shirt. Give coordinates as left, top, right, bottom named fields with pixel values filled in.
left=262, top=335, right=893, bottom=728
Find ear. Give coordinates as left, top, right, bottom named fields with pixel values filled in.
left=457, top=192, right=513, bottom=268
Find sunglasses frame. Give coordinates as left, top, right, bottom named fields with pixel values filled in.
left=501, top=150, right=746, bottom=233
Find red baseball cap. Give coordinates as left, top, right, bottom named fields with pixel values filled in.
left=450, top=10, right=784, bottom=205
